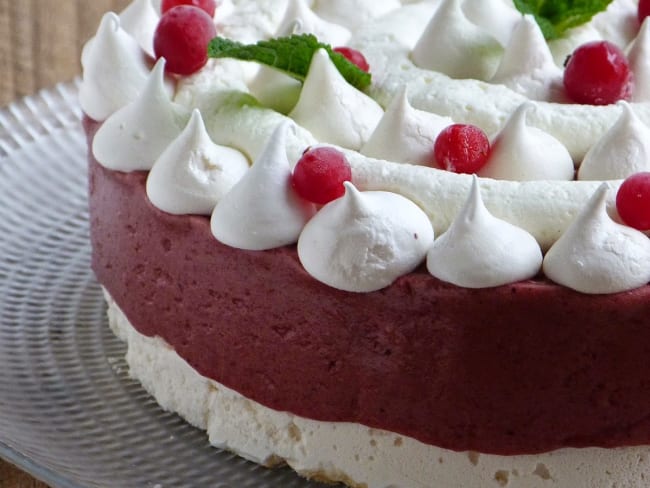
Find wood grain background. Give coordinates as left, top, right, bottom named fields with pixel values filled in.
left=0, top=0, right=130, bottom=107
left=0, top=1, right=130, bottom=485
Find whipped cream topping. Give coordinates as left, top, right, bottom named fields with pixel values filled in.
left=479, top=102, right=575, bottom=181
left=79, top=12, right=151, bottom=121
left=411, top=0, right=503, bottom=81
left=276, top=0, right=351, bottom=46
left=543, top=184, right=650, bottom=294
left=427, top=176, right=542, bottom=288
left=462, top=0, right=521, bottom=47
left=119, top=0, right=159, bottom=57
left=146, top=109, right=250, bottom=215
left=628, top=17, right=650, bottom=103
left=491, top=15, right=565, bottom=102
left=93, top=59, right=188, bottom=172
left=289, top=49, right=383, bottom=150
left=311, top=0, right=400, bottom=31
left=578, top=102, right=650, bottom=180
left=361, top=87, right=453, bottom=166
left=83, top=0, right=650, bottom=294
left=248, top=66, right=302, bottom=115
left=211, top=121, right=316, bottom=250
left=298, top=182, right=434, bottom=292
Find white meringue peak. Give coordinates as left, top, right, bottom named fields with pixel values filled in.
left=578, top=102, right=650, bottom=180
left=210, top=121, right=316, bottom=250
left=119, top=0, right=159, bottom=57
left=361, top=87, right=453, bottom=165
left=276, top=0, right=351, bottom=47
left=79, top=12, right=151, bottom=121
left=628, top=17, right=650, bottom=102
left=491, top=15, right=565, bottom=102
left=462, top=0, right=521, bottom=47
left=411, top=0, right=503, bottom=81
left=479, top=102, right=574, bottom=181
left=311, top=0, right=400, bottom=31
left=289, top=49, right=384, bottom=150
left=427, top=176, right=542, bottom=288
left=92, top=58, right=189, bottom=172
left=146, top=109, right=250, bottom=215
left=298, top=182, right=434, bottom=292
left=543, top=184, right=650, bottom=294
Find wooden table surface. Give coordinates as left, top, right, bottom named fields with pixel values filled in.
left=0, top=1, right=129, bottom=485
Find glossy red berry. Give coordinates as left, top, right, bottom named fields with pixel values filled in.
left=292, top=147, right=352, bottom=204
left=639, top=0, right=650, bottom=23
left=161, top=0, right=217, bottom=17
left=333, top=47, right=370, bottom=72
left=432, top=124, right=490, bottom=174
left=563, top=41, right=633, bottom=105
left=616, top=172, right=650, bottom=230
left=154, top=5, right=216, bottom=75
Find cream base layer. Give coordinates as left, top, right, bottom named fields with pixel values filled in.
left=105, top=290, right=650, bottom=488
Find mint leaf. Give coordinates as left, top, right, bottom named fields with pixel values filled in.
left=514, top=0, right=614, bottom=40
left=207, top=34, right=371, bottom=91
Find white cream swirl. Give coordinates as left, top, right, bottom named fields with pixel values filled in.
left=210, top=121, right=316, bottom=250
left=79, top=12, right=151, bottom=121
left=361, top=87, right=453, bottom=166
left=578, top=102, right=650, bottom=180
left=93, top=59, right=188, bottom=172
left=479, top=102, right=574, bottom=181
left=119, top=0, right=159, bottom=57
left=311, top=0, right=400, bottom=31
left=543, top=184, right=650, bottom=294
left=427, top=176, right=542, bottom=288
left=491, top=15, right=565, bottom=102
left=628, top=17, right=650, bottom=103
left=289, top=49, right=383, bottom=150
left=298, top=182, right=434, bottom=292
left=276, top=0, right=351, bottom=46
left=411, top=0, right=503, bottom=81
left=146, top=109, right=250, bottom=215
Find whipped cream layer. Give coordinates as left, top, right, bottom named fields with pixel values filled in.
left=108, top=291, right=650, bottom=488
left=80, top=0, right=650, bottom=295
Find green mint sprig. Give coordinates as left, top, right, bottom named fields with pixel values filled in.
left=513, top=0, right=614, bottom=40
left=207, top=34, right=372, bottom=91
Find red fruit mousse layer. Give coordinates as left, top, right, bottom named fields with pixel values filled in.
left=86, top=117, right=650, bottom=456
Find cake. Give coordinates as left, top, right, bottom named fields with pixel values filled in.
left=81, top=0, right=650, bottom=486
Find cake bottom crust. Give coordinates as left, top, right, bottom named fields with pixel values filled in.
left=104, top=290, right=650, bottom=488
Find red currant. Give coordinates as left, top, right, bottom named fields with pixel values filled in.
left=292, top=147, right=352, bottom=205
left=639, top=0, right=650, bottom=23
left=563, top=41, right=633, bottom=105
left=161, top=0, right=217, bottom=17
left=154, top=5, right=216, bottom=75
left=616, top=172, right=650, bottom=230
left=333, top=47, right=370, bottom=72
left=432, top=124, right=490, bottom=174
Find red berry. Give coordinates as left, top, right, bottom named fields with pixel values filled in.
left=333, top=47, right=370, bottom=72
left=639, top=0, right=650, bottom=23
left=432, top=124, right=490, bottom=174
left=563, top=41, right=633, bottom=105
left=161, top=0, right=217, bottom=17
left=154, top=6, right=216, bottom=75
left=292, top=147, right=352, bottom=205
left=616, top=172, right=650, bottom=230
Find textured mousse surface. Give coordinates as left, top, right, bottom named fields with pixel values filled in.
left=86, top=117, right=650, bottom=455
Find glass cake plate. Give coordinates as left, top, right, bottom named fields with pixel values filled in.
left=0, top=82, right=328, bottom=488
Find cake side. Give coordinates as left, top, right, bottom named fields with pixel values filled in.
left=87, top=116, right=650, bottom=456
left=106, top=289, right=650, bottom=488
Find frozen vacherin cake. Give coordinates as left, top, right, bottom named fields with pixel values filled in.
left=81, top=0, right=650, bottom=486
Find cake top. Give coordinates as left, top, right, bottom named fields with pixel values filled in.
left=80, top=0, right=650, bottom=294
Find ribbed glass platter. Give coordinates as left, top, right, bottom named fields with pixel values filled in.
left=0, top=82, right=326, bottom=488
